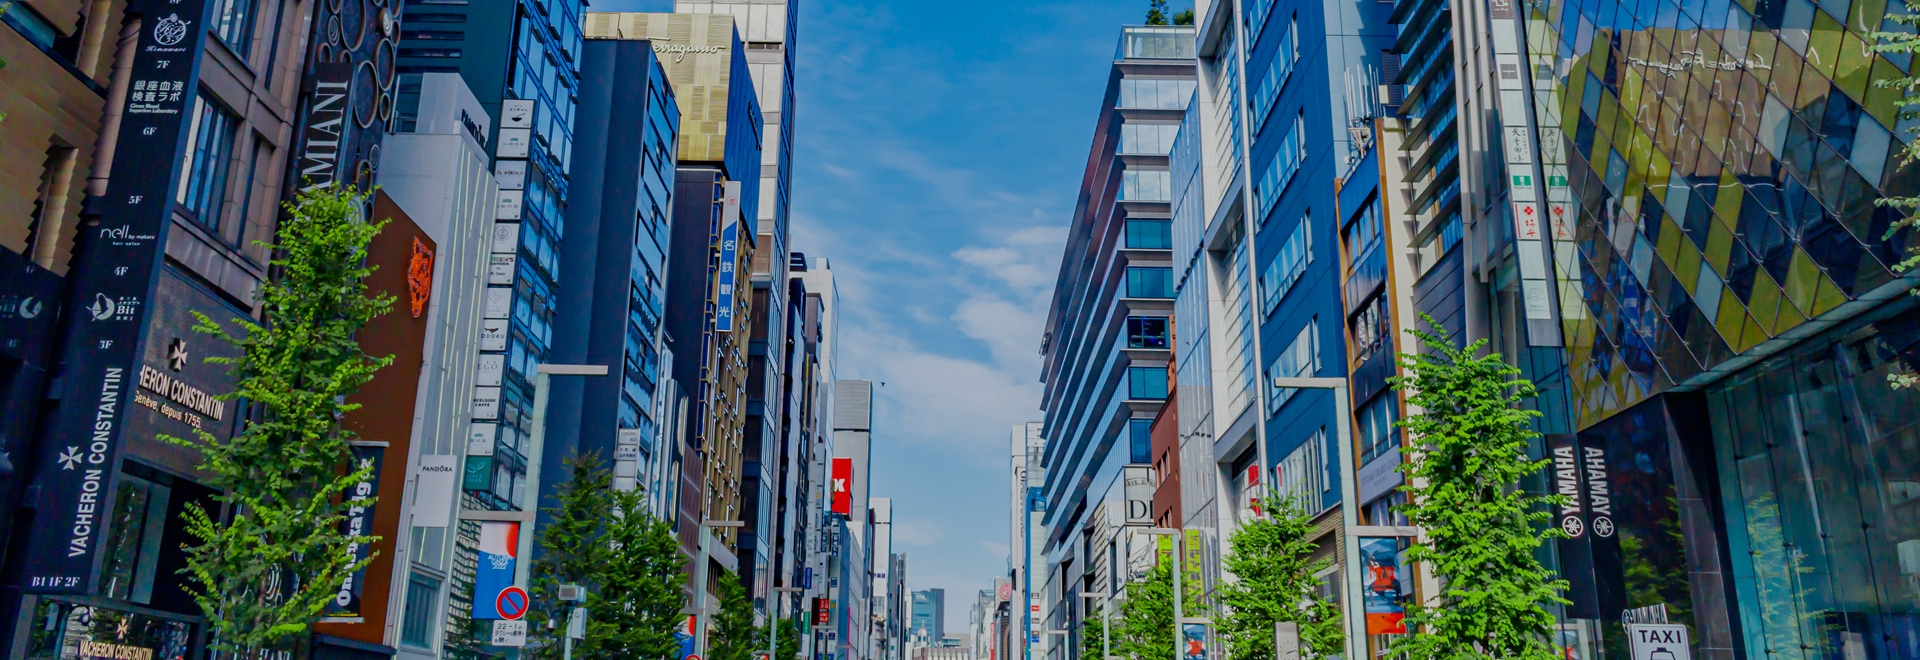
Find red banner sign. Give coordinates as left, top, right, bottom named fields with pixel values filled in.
left=831, top=457, right=853, bottom=515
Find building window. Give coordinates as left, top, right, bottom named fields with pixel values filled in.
left=400, top=572, right=442, bottom=647
left=1356, top=394, right=1399, bottom=463
left=1127, top=367, right=1169, bottom=401
left=176, top=96, right=240, bottom=233
left=1349, top=294, right=1390, bottom=367
left=1125, top=267, right=1173, bottom=299
left=1342, top=198, right=1382, bottom=270
left=1260, top=217, right=1312, bottom=315
left=209, top=0, right=256, bottom=57
left=1248, top=17, right=1299, bottom=131
left=1126, top=316, right=1170, bottom=349
left=1252, top=112, right=1306, bottom=224
left=1127, top=418, right=1153, bottom=464
left=1118, top=78, right=1196, bottom=110
left=1265, top=321, right=1320, bottom=415
left=1125, top=219, right=1172, bottom=249
left=1276, top=429, right=1326, bottom=507
left=1121, top=123, right=1182, bottom=155
left=1121, top=170, right=1171, bottom=201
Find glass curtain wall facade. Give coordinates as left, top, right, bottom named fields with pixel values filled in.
left=1038, top=25, right=1193, bottom=660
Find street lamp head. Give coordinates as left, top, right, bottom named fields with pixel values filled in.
left=702, top=519, right=747, bottom=528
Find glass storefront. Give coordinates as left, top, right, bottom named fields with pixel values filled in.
left=1707, top=303, right=1920, bottom=659
left=21, top=598, right=196, bottom=660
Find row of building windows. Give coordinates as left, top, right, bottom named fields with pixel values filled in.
left=1126, top=219, right=1173, bottom=249
left=1126, top=267, right=1174, bottom=299
left=1119, top=78, right=1197, bottom=111
left=1121, top=123, right=1182, bottom=155
left=1259, top=216, right=1312, bottom=316
left=1122, top=169, right=1172, bottom=202
left=1252, top=113, right=1305, bottom=224
left=1264, top=320, right=1319, bottom=416
left=1248, top=18, right=1299, bottom=134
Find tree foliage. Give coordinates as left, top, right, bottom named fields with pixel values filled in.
left=1873, top=15, right=1920, bottom=388
left=1219, top=495, right=1342, bottom=660
left=1173, top=8, right=1195, bottom=25
left=709, top=574, right=761, bottom=660
left=528, top=453, right=688, bottom=659
left=1112, top=562, right=1176, bottom=660
left=166, top=186, right=391, bottom=656
left=1146, top=0, right=1170, bottom=24
left=1384, top=319, right=1569, bottom=660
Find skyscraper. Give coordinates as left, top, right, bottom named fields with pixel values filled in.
left=1036, top=23, right=1194, bottom=660
left=543, top=34, right=680, bottom=501
left=911, top=588, right=946, bottom=644
left=673, top=0, right=804, bottom=615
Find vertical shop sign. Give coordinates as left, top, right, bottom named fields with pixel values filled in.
left=715, top=219, right=739, bottom=333
left=1550, top=434, right=1600, bottom=618
left=1487, top=0, right=1561, bottom=345
left=1182, top=529, right=1207, bottom=614
left=21, top=0, right=214, bottom=594
left=325, top=443, right=386, bottom=617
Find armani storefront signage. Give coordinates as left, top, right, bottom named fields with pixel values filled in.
left=20, top=0, right=214, bottom=594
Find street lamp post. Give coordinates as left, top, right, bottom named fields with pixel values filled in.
left=771, top=585, right=805, bottom=660
left=1078, top=593, right=1111, bottom=660
left=694, top=519, right=748, bottom=660
left=1269, top=376, right=1364, bottom=660
left=511, top=364, right=611, bottom=588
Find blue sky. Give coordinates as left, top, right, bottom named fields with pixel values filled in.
left=601, top=0, right=1168, bottom=631
left=782, top=0, right=1155, bottom=632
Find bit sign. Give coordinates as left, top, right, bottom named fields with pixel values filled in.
left=1626, top=624, right=1690, bottom=660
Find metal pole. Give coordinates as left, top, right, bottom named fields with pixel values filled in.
left=695, top=527, right=713, bottom=659
left=516, top=369, right=552, bottom=589
left=1171, top=531, right=1183, bottom=660
left=517, top=364, right=610, bottom=588
left=1332, top=384, right=1365, bottom=660
left=1270, top=377, right=1365, bottom=660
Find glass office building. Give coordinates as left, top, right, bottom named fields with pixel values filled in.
left=1503, top=0, right=1920, bottom=655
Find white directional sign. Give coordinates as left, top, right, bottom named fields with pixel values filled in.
left=1627, top=624, right=1690, bottom=660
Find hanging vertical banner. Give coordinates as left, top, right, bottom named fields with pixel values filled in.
left=325, top=443, right=386, bottom=617
left=472, top=521, right=519, bottom=619
left=20, top=0, right=215, bottom=594
left=1359, top=537, right=1407, bottom=634
left=715, top=219, right=739, bottom=333
left=1182, top=623, right=1208, bottom=660
left=1182, top=529, right=1207, bottom=614
left=1548, top=433, right=1600, bottom=619
left=830, top=457, right=852, bottom=515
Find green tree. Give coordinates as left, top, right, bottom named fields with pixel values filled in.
left=1384, top=319, right=1569, bottom=660
left=1173, top=8, right=1195, bottom=25
left=1113, top=562, right=1176, bottom=660
left=592, top=486, right=692, bottom=657
left=710, top=574, right=761, bottom=660
left=166, top=186, right=391, bottom=657
left=1873, top=17, right=1920, bottom=388
left=1219, top=494, right=1342, bottom=660
left=1146, top=0, right=1169, bottom=24
left=527, top=454, right=616, bottom=659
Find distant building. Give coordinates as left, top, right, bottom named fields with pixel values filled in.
left=910, top=588, right=945, bottom=645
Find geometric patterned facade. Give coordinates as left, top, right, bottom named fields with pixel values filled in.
left=1527, top=0, right=1918, bottom=426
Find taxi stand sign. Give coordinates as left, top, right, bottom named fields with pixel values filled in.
left=1626, top=624, right=1690, bottom=660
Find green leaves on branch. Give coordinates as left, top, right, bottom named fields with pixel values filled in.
left=1219, top=494, right=1342, bottom=660
left=1111, top=562, right=1177, bottom=660
left=1384, top=318, right=1568, bottom=660
left=164, top=186, right=392, bottom=656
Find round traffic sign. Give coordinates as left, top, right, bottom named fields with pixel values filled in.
left=497, top=586, right=530, bottom=620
